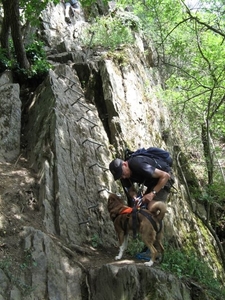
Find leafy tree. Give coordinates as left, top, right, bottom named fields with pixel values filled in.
left=82, top=12, right=138, bottom=50
left=119, top=0, right=225, bottom=185
left=0, top=0, right=59, bottom=71
left=134, top=2, right=224, bottom=182
left=1, top=0, right=30, bottom=69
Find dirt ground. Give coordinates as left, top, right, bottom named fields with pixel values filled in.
left=0, top=158, right=144, bottom=272
left=0, top=158, right=44, bottom=268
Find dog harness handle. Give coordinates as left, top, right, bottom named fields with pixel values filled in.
left=120, top=207, right=133, bottom=214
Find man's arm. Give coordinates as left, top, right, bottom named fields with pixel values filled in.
left=142, top=168, right=170, bottom=203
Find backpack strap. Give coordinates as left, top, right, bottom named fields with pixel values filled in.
left=138, top=209, right=162, bottom=233
left=132, top=207, right=138, bottom=238
left=124, top=148, right=134, bottom=160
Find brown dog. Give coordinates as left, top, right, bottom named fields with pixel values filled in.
left=107, top=193, right=167, bottom=266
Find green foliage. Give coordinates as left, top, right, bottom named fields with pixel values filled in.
left=105, top=51, right=129, bottom=66
left=82, top=14, right=135, bottom=50
left=117, top=0, right=225, bottom=191
left=20, top=248, right=37, bottom=270
left=24, top=40, right=52, bottom=78
left=91, top=233, right=102, bottom=248
left=0, top=250, right=36, bottom=296
left=0, top=39, right=51, bottom=79
left=0, top=39, right=17, bottom=71
left=20, top=0, right=60, bottom=26
left=79, top=0, right=109, bottom=9
left=161, top=245, right=225, bottom=299
left=199, top=182, right=225, bottom=204
left=0, top=48, right=8, bottom=70
left=126, top=235, right=145, bottom=256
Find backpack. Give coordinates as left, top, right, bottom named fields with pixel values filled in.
left=124, top=147, right=173, bottom=168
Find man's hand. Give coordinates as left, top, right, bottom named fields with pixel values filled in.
left=143, top=192, right=154, bottom=203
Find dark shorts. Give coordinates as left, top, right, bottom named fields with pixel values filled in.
left=153, top=188, right=169, bottom=202
left=145, top=176, right=173, bottom=202
left=154, top=172, right=174, bottom=202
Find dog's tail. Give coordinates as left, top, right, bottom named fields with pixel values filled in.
left=149, top=201, right=167, bottom=221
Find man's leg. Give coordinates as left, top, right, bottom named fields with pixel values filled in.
left=71, top=0, right=80, bottom=14
left=154, top=188, right=169, bottom=202
left=65, top=3, right=71, bottom=23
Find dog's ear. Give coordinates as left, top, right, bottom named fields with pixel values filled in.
left=108, top=194, right=115, bottom=203
left=128, top=186, right=138, bottom=198
left=108, top=194, right=120, bottom=206
left=107, top=195, right=114, bottom=207
left=110, top=212, right=117, bottom=220
left=107, top=195, right=117, bottom=213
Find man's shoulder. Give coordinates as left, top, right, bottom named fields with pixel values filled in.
left=129, top=155, right=171, bottom=173
left=128, top=156, right=156, bottom=172
left=128, top=155, right=155, bottom=165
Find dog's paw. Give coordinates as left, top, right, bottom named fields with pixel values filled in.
left=144, top=260, right=154, bottom=267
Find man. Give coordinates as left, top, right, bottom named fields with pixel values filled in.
left=109, top=155, right=172, bottom=209
left=64, top=0, right=80, bottom=23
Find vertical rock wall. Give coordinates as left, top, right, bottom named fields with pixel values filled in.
left=0, top=72, right=21, bottom=162
left=25, top=65, right=116, bottom=246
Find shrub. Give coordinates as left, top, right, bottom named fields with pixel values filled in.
left=82, top=14, right=135, bottom=50
left=126, top=234, right=145, bottom=256
left=0, top=39, right=51, bottom=80
left=161, top=245, right=225, bottom=299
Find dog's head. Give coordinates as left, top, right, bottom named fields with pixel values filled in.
left=107, top=194, right=125, bottom=220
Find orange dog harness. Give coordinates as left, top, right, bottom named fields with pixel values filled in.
left=120, top=207, right=132, bottom=214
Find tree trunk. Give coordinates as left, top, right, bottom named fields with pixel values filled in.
left=1, top=0, right=30, bottom=70
left=201, top=123, right=213, bottom=185
left=0, top=0, right=11, bottom=57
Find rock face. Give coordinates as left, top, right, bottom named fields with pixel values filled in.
left=0, top=2, right=224, bottom=300
left=0, top=71, right=21, bottom=162
left=88, top=264, right=193, bottom=300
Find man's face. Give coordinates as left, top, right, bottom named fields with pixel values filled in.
left=121, top=161, right=131, bottom=179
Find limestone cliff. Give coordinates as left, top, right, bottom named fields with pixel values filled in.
left=0, top=2, right=224, bottom=299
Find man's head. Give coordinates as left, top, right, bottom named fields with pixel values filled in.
left=109, top=159, right=131, bottom=180
left=109, top=158, right=123, bottom=180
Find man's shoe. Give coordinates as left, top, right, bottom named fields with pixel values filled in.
left=135, top=249, right=150, bottom=261
left=65, top=17, right=71, bottom=23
